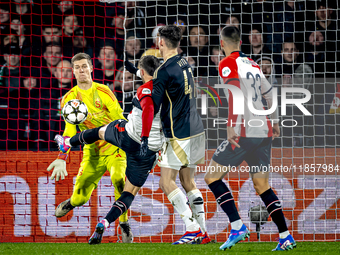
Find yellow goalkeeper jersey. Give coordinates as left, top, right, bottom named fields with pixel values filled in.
left=60, top=82, right=125, bottom=156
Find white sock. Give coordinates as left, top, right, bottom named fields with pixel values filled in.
left=101, top=219, right=109, bottom=228
left=168, top=188, right=199, bottom=232
left=279, top=230, right=290, bottom=239
left=187, top=189, right=206, bottom=234
left=65, top=138, right=71, bottom=146
left=230, top=219, right=243, bottom=230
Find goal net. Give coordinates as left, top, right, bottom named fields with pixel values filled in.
left=0, top=0, right=339, bottom=243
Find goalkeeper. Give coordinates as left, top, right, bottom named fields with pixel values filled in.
left=46, top=53, right=133, bottom=243
left=55, top=55, right=164, bottom=245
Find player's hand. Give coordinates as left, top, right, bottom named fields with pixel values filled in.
left=125, top=52, right=139, bottom=75
left=227, top=126, right=240, bottom=148
left=272, top=123, right=280, bottom=140
left=47, top=159, right=68, bottom=181
left=140, top=136, right=149, bottom=157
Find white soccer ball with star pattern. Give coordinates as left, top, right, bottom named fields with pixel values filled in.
left=62, top=99, right=88, bottom=125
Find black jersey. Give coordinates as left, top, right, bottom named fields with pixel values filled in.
left=152, top=54, right=204, bottom=139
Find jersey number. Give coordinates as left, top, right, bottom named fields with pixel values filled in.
left=183, top=68, right=193, bottom=99
left=246, top=72, right=261, bottom=102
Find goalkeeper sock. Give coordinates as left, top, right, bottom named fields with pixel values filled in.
left=260, top=188, right=288, bottom=234
left=168, top=188, right=199, bottom=232
left=187, top=189, right=206, bottom=234
left=105, top=191, right=134, bottom=225
left=208, top=180, right=242, bottom=229
left=69, top=127, right=101, bottom=146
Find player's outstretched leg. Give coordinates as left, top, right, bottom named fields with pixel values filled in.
left=55, top=135, right=71, bottom=153
left=55, top=198, right=75, bottom=217
left=89, top=220, right=106, bottom=245
left=55, top=126, right=103, bottom=153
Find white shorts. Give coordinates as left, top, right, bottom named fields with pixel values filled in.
left=158, top=133, right=205, bottom=170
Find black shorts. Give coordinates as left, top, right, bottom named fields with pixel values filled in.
left=105, top=120, right=157, bottom=187
left=212, top=137, right=272, bottom=173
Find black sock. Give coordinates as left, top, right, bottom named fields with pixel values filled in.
left=208, top=180, right=241, bottom=223
left=105, top=191, right=135, bottom=224
left=69, top=127, right=101, bottom=147
left=260, top=188, right=288, bottom=233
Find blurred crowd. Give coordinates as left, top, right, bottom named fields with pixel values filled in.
left=0, top=0, right=339, bottom=150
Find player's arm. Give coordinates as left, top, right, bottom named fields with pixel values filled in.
left=138, top=85, right=155, bottom=156
left=152, top=68, right=168, bottom=114
left=260, top=72, right=280, bottom=138
left=219, top=60, right=241, bottom=148
left=47, top=95, right=76, bottom=181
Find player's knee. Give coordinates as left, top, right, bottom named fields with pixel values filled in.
left=98, top=125, right=107, bottom=140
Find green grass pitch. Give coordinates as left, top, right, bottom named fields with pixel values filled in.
left=0, top=242, right=339, bottom=255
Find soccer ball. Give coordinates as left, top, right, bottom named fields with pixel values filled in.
left=62, top=99, right=88, bottom=125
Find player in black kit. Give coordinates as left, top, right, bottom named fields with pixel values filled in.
left=152, top=25, right=210, bottom=244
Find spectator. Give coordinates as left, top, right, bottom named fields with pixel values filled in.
left=278, top=41, right=313, bottom=88
left=108, top=8, right=133, bottom=53
left=57, top=1, right=73, bottom=14
left=305, top=31, right=326, bottom=78
left=247, top=26, right=272, bottom=62
left=306, top=0, right=337, bottom=76
left=114, top=66, right=136, bottom=117
left=125, top=34, right=142, bottom=60
left=313, top=0, right=336, bottom=31
left=53, top=60, right=73, bottom=89
left=41, top=25, right=62, bottom=45
left=1, top=28, right=19, bottom=47
left=141, top=24, right=164, bottom=58
left=256, top=55, right=278, bottom=85
left=9, top=15, right=33, bottom=63
left=0, top=3, right=10, bottom=30
left=62, top=10, right=79, bottom=37
left=41, top=43, right=62, bottom=88
left=94, top=43, right=119, bottom=89
left=0, top=43, right=21, bottom=91
left=273, top=0, right=305, bottom=51
left=64, top=28, right=93, bottom=58
left=188, top=26, right=209, bottom=76
left=172, top=16, right=188, bottom=48
left=0, top=43, right=22, bottom=150
left=209, top=46, right=223, bottom=77
left=122, top=1, right=146, bottom=37
left=225, top=15, right=240, bottom=30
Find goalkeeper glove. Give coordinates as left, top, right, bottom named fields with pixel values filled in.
left=140, top=136, right=149, bottom=157
left=47, top=158, right=68, bottom=182
left=125, top=53, right=141, bottom=78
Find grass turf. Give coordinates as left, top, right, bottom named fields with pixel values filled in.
left=0, top=242, right=339, bottom=255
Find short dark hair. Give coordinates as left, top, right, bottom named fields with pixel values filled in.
left=139, top=55, right=160, bottom=77
left=71, top=52, right=92, bottom=67
left=158, top=25, right=182, bottom=49
left=221, top=26, right=240, bottom=45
